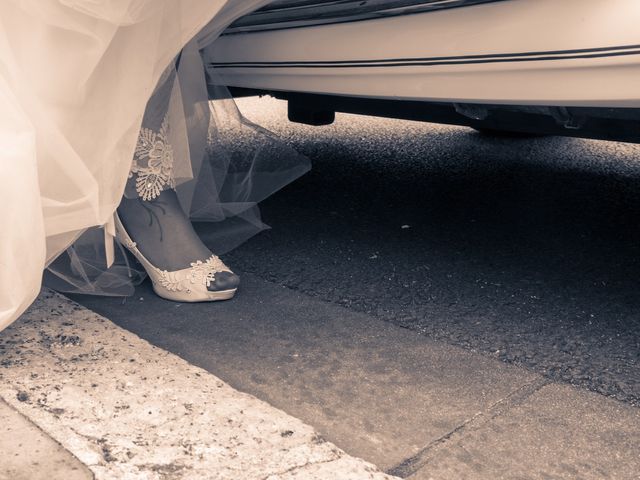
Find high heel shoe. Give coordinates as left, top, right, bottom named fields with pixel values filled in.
left=113, top=213, right=238, bottom=302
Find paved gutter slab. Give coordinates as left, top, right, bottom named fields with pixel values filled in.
left=73, top=273, right=541, bottom=470
left=0, top=397, right=92, bottom=480
left=408, top=384, right=640, bottom=480
left=0, top=289, right=396, bottom=480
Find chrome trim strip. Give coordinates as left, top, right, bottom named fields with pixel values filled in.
left=223, top=0, right=508, bottom=34
left=209, top=44, right=640, bottom=68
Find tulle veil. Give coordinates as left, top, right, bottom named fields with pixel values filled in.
left=0, top=0, right=310, bottom=329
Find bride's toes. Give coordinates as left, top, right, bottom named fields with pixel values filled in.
left=209, top=271, right=240, bottom=292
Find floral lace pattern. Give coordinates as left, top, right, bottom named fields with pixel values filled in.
left=157, top=255, right=231, bottom=293
left=130, top=115, right=175, bottom=201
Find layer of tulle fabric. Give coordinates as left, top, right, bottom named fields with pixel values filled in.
left=44, top=46, right=310, bottom=296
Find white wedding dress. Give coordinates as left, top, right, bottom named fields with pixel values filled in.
left=0, top=0, right=310, bottom=330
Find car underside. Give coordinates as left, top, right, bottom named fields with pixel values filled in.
left=205, top=0, right=640, bottom=143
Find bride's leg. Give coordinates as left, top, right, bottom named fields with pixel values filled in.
left=117, top=62, right=239, bottom=293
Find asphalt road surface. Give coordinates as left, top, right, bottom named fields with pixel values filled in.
left=218, top=96, right=640, bottom=406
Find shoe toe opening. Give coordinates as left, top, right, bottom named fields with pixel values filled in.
left=209, top=271, right=240, bottom=291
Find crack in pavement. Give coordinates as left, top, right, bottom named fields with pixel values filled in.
left=386, top=377, right=551, bottom=478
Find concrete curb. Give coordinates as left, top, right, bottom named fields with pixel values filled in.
left=0, top=289, right=398, bottom=480
left=0, top=397, right=92, bottom=480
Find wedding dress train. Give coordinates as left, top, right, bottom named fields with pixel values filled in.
left=0, top=0, right=310, bottom=329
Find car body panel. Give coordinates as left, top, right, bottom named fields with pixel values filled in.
left=205, top=0, right=640, bottom=108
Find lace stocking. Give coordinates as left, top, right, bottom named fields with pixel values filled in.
left=126, top=62, right=178, bottom=202
left=129, top=114, right=176, bottom=201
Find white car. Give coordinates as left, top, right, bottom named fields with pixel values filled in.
left=203, top=0, right=640, bottom=142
